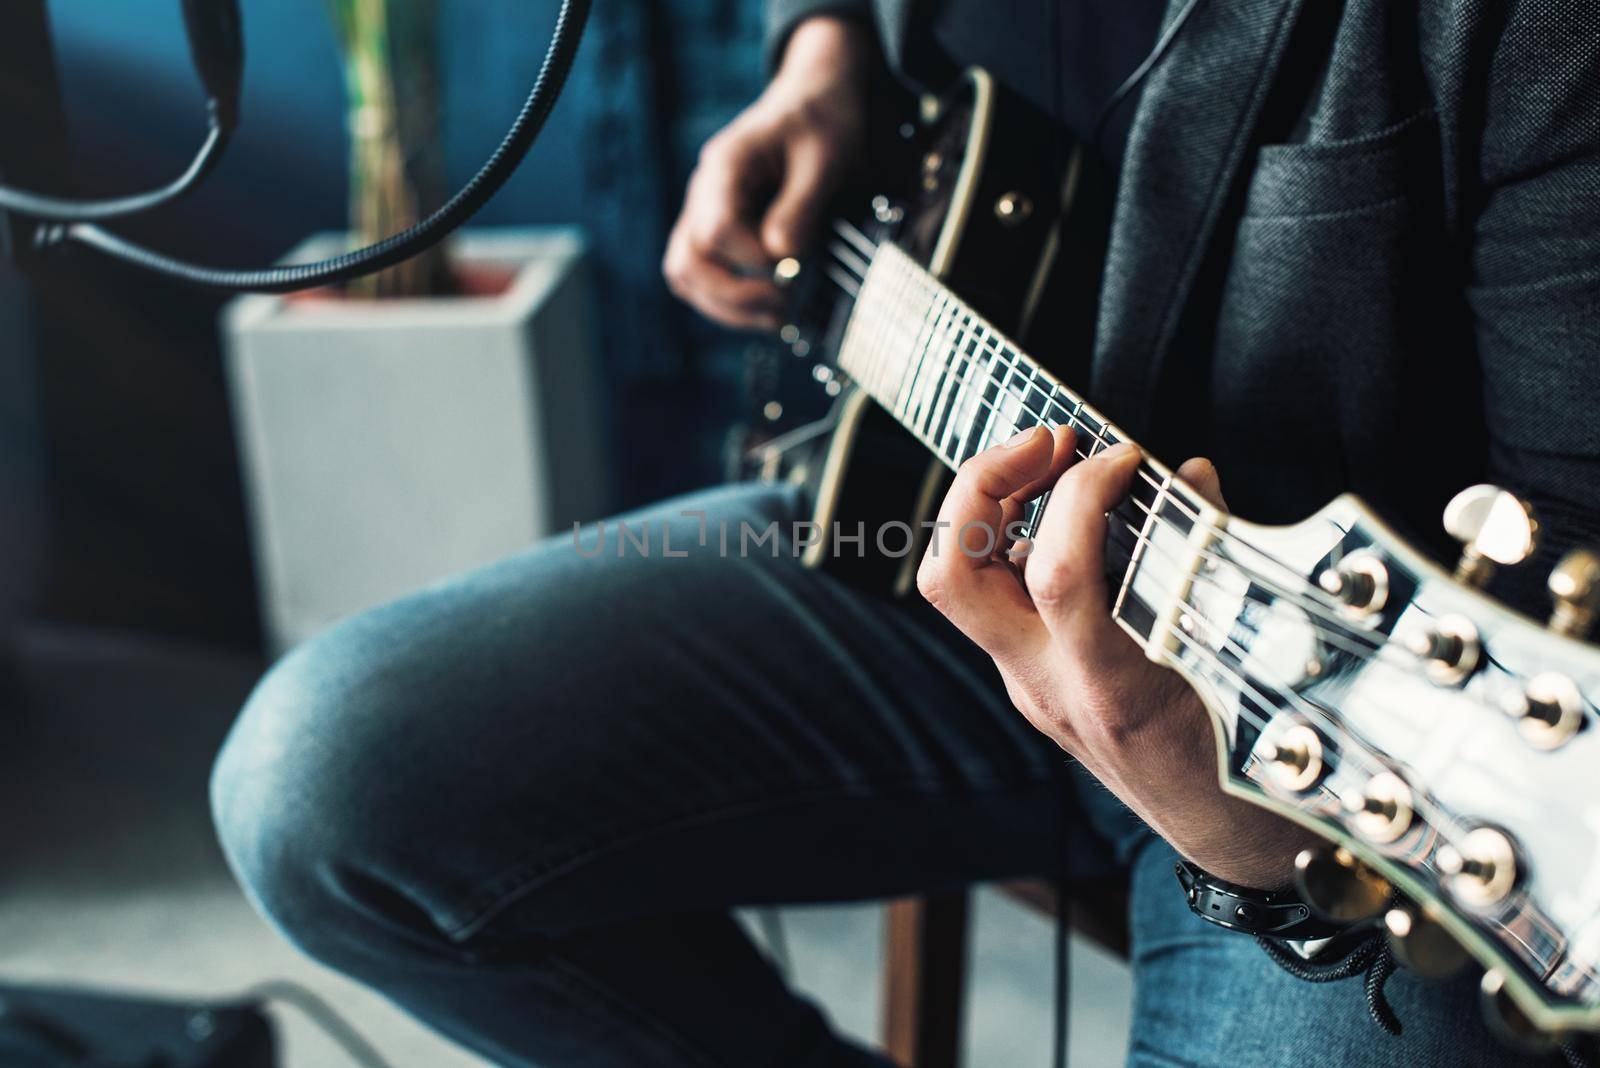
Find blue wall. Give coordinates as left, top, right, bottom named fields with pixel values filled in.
left=10, top=1, right=772, bottom=646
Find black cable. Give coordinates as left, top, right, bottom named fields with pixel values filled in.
left=1052, top=790, right=1070, bottom=1068
left=0, top=0, right=242, bottom=224
left=43, top=0, right=592, bottom=295
left=1361, top=941, right=1401, bottom=1036
left=1089, top=0, right=1208, bottom=154
left=0, top=116, right=229, bottom=222
left=246, top=981, right=395, bottom=1068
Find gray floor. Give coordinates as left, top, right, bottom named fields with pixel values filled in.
left=0, top=625, right=1130, bottom=1067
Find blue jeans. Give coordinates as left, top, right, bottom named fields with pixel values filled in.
left=211, top=483, right=1548, bottom=1067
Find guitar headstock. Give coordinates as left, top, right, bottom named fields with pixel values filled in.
left=1154, top=482, right=1600, bottom=1039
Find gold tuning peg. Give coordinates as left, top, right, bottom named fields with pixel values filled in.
left=1384, top=905, right=1467, bottom=979
left=1293, top=844, right=1392, bottom=923
left=1480, top=970, right=1560, bottom=1052
left=1549, top=548, right=1600, bottom=639
left=1443, top=485, right=1539, bottom=588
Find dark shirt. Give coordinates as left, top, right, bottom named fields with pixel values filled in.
left=923, top=0, right=1164, bottom=173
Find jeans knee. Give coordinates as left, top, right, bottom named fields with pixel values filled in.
left=211, top=626, right=406, bottom=959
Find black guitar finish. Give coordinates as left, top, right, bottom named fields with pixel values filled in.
left=791, top=68, right=1112, bottom=593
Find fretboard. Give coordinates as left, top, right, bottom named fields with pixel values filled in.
left=834, top=241, right=1222, bottom=657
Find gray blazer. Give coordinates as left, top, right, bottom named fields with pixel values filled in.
left=766, top=0, right=1600, bottom=611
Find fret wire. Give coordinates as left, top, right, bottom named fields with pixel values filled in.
left=942, top=331, right=977, bottom=463
left=926, top=315, right=964, bottom=448
left=965, top=332, right=999, bottom=460
left=843, top=251, right=1404, bottom=675
left=865, top=245, right=1121, bottom=455
left=855, top=250, right=1153, bottom=527
left=943, top=331, right=979, bottom=462
left=909, top=293, right=949, bottom=434
left=945, top=321, right=984, bottom=460
left=977, top=357, right=1012, bottom=453
left=970, top=349, right=1006, bottom=461
left=844, top=267, right=1304, bottom=650
left=877, top=258, right=904, bottom=395
left=872, top=261, right=902, bottom=395
left=849, top=266, right=880, bottom=391
left=960, top=308, right=1116, bottom=455
left=862, top=255, right=1086, bottom=471
left=956, top=333, right=1000, bottom=464
left=886, top=261, right=920, bottom=396
left=894, top=285, right=941, bottom=420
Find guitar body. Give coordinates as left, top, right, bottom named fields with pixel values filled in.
left=800, top=68, right=1111, bottom=593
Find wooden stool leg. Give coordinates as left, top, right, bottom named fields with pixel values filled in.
left=881, top=892, right=970, bottom=1068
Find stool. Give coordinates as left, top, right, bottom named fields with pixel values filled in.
left=880, top=878, right=1130, bottom=1068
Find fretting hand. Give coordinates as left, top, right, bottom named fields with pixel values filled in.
left=916, top=425, right=1316, bottom=889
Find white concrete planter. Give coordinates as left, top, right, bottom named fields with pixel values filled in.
left=223, top=227, right=605, bottom=653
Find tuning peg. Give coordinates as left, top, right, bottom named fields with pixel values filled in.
left=1549, top=548, right=1600, bottom=639
left=1502, top=672, right=1583, bottom=749
left=1257, top=723, right=1324, bottom=793
left=1294, top=844, right=1392, bottom=923
left=1342, top=771, right=1415, bottom=842
left=1402, top=613, right=1480, bottom=686
left=1436, top=827, right=1519, bottom=909
left=1316, top=549, right=1389, bottom=618
left=1384, top=905, right=1468, bottom=979
left=1480, top=969, right=1560, bottom=1052
left=1443, top=485, right=1539, bottom=588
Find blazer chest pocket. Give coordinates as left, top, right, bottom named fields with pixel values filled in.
left=1241, top=110, right=1439, bottom=220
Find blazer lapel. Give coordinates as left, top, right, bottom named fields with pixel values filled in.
left=1091, top=0, right=1309, bottom=436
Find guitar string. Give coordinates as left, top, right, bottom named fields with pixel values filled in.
left=825, top=240, right=1502, bottom=746
left=822, top=237, right=1395, bottom=659
left=821, top=244, right=1480, bottom=856
left=1106, top=520, right=1484, bottom=859
left=822, top=234, right=1369, bottom=616
left=825, top=226, right=1394, bottom=652
left=810, top=228, right=1523, bottom=923
left=817, top=236, right=1493, bottom=850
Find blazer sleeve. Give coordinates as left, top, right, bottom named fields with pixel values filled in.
left=1465, top=0, right=1600, bottom=614
left=763, top=0, right=872, bottom=72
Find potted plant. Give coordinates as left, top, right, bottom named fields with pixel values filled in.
left=329, top=0, right=452, bottom=298
left=222, top=0, right=605, bottom=652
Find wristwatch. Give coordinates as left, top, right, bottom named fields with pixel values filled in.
left=1174, top=860, right=1353, bottom=940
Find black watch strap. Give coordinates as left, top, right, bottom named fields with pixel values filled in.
left=1175, top=860, right=1351, bottom=940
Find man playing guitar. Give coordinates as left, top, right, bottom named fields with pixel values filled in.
left=213, top=3, right=1600, bottom=1065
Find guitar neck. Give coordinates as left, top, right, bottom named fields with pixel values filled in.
left=835, top=241, right=1221, bottom=658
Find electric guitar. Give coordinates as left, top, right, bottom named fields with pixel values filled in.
left=775, top=67, right=1600, bottom=1045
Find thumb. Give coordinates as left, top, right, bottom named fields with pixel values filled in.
left=1176, top=457, right=1227, bottom=510
left=760, top=139, right=836, bottom=259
